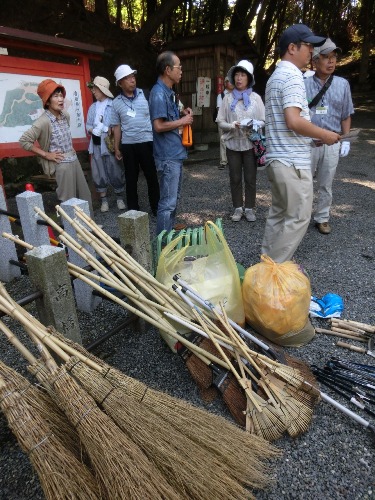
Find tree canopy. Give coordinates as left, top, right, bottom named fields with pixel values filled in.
left=1, top=0, right=374, bottom=84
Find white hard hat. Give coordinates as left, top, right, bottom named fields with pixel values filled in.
left=114, top=64, right=137, bottom=84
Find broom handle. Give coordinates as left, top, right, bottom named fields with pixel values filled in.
left=0, top=319, right=38, bottom=365
left=315, top=328, right=367, bottom=342
left=69, top=205, right=185, bottom=312
left=174, top=276, right=279, bottom=359
left=3, top=233, right=174, bottom=318
left=331, top=319, right=375, bottom=334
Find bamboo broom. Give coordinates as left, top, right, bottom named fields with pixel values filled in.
left=65, top=356, right=270, bottom=499
left=1, top=292, right=271, bottom=498
left=0, top=375, right=100, bottom=500
left=33, top=356, right=181, bottom=500
left=32, top=325, right=281, bottom=468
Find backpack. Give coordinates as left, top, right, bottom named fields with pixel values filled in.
left=213, top=91, right=225, bottom=122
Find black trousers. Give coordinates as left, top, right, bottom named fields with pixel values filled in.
left=121, top=142, right=160, bottom=213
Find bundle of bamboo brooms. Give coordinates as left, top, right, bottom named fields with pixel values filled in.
left=0, top=285, right=280, bottom=499
left=3, top=204, right=322, bottom=442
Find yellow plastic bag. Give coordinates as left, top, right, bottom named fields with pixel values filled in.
left=156, top=221, right=245, bottom=350
left=242, top=255, right=314, bottom=347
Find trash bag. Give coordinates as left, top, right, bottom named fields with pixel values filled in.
left=242, top=255, right=314, bottom=347
left=156, top=221, right=245, bottom=351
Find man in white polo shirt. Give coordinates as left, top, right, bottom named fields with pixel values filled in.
left=261, top=24, right=340, bottom=263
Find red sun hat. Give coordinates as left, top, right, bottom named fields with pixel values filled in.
left=37, top=79, right=66, bottom=107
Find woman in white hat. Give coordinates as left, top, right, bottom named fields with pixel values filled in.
left=86, top=76, right=126, bottom=212
left=216, top=60, right=265, bottom=222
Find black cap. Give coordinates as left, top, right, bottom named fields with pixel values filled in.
left=278, top=24, right=326, bottom=52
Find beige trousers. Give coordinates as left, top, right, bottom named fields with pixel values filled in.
left=55, top=159, right=93, bottom=216
left=261, top=161, right=313, bottom=263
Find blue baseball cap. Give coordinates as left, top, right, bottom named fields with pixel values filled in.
left=278, top=24, right=326, bottom=52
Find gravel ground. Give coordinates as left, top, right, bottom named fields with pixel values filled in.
left=1, top=91, right=374, bottom=499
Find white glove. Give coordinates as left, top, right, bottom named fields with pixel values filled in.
left=252, top=119, right=265, bottom=132
left=92, top=122, right=104, bottom=136
left=340, top=141, right=350, bottom=157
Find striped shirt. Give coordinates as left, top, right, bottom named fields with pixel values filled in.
left=304, top=75, right=354, bottom=133
left=46, top=110, right=77, bottom=163
left=111, top=89, right=153, bottom=144
left=265, top=61, right=312, bottom=169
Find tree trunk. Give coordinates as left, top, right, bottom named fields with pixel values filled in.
left=136, top=0, right=184, bottom=41
left=358, top=0, right=374, bottom=87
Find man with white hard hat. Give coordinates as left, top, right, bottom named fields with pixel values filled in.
left=111, top=64, right=160, bottom=216
left=304, top=38, right=354, bottom=235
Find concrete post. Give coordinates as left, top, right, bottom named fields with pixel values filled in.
left=61, top=198, right=102, bottom=313
left=16, top=191, right=50, bottom=247
left=0, top=186, right=21, bottom=282
left=25, top=245, right=81, bottom=344
left=118, top=210, right=153, bottom=274
left=118, top=210, right=153, bottom=333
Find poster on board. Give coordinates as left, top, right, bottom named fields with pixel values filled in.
left=196, top=77, right=211, bottom=108
left=0, top=73, right=86, bottom=144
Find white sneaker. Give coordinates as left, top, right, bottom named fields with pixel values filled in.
left=117, top=199, right=126, bottom=210
left=244, top=208, right=256, bottom=222
left=100, top=201, right=109, bottom=212
left=231, top=207, right=243, bottom=222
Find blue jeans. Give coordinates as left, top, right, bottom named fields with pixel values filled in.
left=155, top=159, right=183, bottom=234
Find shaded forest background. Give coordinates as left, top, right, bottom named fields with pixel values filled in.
left=1, top=0, right=374, bottom=90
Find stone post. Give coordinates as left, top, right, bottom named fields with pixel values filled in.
left=26, top=245, right=81, bottom=344
left=0, top=186, right=21, bottom=281
left=118, top=210, right=153, bottom=333
left=16, top=191, right=50, bottom=247
left=61, top=198, right=102, bottom=313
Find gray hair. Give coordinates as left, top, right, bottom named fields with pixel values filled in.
left=156, top=51, right=176, bottom=76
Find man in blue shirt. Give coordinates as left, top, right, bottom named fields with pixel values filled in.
left=149, top=51, right=193, bottom=234
left=305, top=39, right=354, bottom=234
left=112, top=64, right=160, bottom=215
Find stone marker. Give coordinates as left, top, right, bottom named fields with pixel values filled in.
left=0, top=186, right=21, bottom=282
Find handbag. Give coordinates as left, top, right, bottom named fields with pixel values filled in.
left=249, top=128, right=266, bottom=166
left=104, top=132, right=115, bottom=154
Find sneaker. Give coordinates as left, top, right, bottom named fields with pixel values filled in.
left=244, top=208, right=256, bottom=222
left=231, top=207, right=243, bottom=222
left=117, top=199, right=126, bottom=210
left=100, top=201, right=109, bottom=213
left=315, top=222, right=331, bottom=234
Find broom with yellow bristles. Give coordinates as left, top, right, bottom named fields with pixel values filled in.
left=0, top=286, right=281, bottom=499
left=0, top=374, right=100, bottom=500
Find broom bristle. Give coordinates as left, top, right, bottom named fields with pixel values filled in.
left=0, top=378, right=100, bottom=500
left=40, top=364, right=180, bottom=500
left=67, top=356, right=273, bottom=498
left=50, top=329, right=281, bottom=462
left=0, top=361, right=83, bottom=460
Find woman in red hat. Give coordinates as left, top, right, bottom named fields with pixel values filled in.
left=19, top=79, right=93, bottom=214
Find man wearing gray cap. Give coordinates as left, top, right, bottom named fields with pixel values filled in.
left=304, top=38, right=354, bottom=235
left=111, top=64, right=160, bottom=216
left=261, top=24, right=341, bottom=263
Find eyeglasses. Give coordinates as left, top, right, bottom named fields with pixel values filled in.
left=172, top=65, right=182, bottom=70
left=300, top=42, right=313, bottom=49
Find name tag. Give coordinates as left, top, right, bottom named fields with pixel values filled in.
left=127, top=110, right=136, bottom=118
left=316, top=106, right=328, bottom=115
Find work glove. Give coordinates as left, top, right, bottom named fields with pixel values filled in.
left=252, top=120, right=265, bottom=132
left=340, top=141, right=350, bottom=157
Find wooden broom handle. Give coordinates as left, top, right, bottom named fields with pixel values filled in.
left=336, top=341, right=366, bottom=353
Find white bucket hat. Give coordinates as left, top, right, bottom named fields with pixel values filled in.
left=114, top=64, right=137, bottom=84
left=92, top=76, right=114, bottom=98
left=227, top=60, right=255, bottom=87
